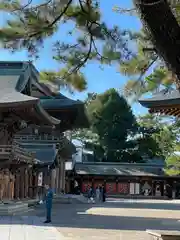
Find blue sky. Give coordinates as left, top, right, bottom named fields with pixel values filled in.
left=0, top=0, right=148, bottom=116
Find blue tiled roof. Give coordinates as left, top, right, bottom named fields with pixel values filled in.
left=18, top=143, right=57, bottom=164
left=139, top=89, right=180, bottom=108
left=75, top=162, right=165, bottom=176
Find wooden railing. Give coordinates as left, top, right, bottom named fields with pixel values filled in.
left=13, top=146, right=34, bottom=158
left=14, top=134, right=63, bottom=142
left=0, top=146, right=12, bottom=156
left=0, top=145, right=34, bottom=162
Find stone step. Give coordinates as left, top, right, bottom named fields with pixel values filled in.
left=67, top=194, right=88, bottom=204
left=53, top=195, right=72, bottom=204
left=0, top=203, right=29, bottom=215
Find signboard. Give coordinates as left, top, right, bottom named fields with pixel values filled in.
left=38, top=172, right=43, bottom=187
left=142, top=181, right=151, bottom=196
left=130, top=183, right=135, bottom=194
left=94, top=181, right=103, bottom=189
left=82, top=182, right=91, bottom=193
left=135, top=183, right=140, bottom=194
left=118, top=183, right=129, bottom=194
left=106, top=182, right=116, bottom=194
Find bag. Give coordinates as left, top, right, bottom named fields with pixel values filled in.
left=90, top=197, right=95, bottom=203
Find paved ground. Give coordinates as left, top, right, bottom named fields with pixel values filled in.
left=0, top=215, right=63, bottom=240
left=29, top=198, right=180, bottom=240
left=2, top=198, right=180, bottom=240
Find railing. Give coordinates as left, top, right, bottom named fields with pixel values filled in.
left=0, top=145, right=12, bottom=154
left=0, top=145, right=34, bottom=161
left=14, top=134, right=63, bottom=142
left=13, top=146, right=34, bottom=158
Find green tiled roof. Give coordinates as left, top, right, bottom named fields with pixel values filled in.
left=139, top=89, right=180, bottom=109
left=40, top=94, right=89, bottom=129
left=0, top=61, right=88, bottom=130
left=75, top=162, right=164, bottom=176
left=0, top=61, right=60, bottom=125
left=18, top=143, right=57, bottom=165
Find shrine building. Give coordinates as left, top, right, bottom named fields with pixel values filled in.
left=0, top=61, right=88, bottom=204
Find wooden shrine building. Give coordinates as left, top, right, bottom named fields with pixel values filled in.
left=0, top=61, right=88, bottom=202
left=139, top=89, right=180, bottom=117
left=67, top=162, right=180, bottom=198
left=14, top=125, right=76, bottom=198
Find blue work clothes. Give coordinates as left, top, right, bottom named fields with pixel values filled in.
left=44, top=189, right=53, bottom=221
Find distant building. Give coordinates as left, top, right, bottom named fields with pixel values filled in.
left=66, top=155, right=180, bottom=198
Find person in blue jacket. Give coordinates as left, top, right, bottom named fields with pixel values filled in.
left=43, top=184, right=53, bottom=223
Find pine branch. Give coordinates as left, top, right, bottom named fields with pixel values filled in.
left=28, top=0, right=73, bottom=38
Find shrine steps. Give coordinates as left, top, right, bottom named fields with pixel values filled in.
left=0, top=202, right=29, bottom=215
left=53, top=194, right=87, bottom=204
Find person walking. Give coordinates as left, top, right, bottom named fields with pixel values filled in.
left=99, top=185, right=103, bottom=202
left=96, top=186, right=100, bottom=202
left=102, top=185, right=106, bottom=202
left=43, top=184, right=53, bottom=223
left=87, top=186, right=95, bottom=203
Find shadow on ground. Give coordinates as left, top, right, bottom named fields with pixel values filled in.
left=0, top=201, right=180, bottom=232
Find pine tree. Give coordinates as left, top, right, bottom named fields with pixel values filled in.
left=117, top=1, right=180, bottom=101
left=0, top=0, right=132, bottom=92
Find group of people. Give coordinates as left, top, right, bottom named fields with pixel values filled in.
left=87, top=185, right=106, bottom=203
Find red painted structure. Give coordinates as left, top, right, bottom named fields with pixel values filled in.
left=66, top=162, right=180, bottom=198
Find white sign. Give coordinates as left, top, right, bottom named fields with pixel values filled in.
left=135, top=183, right=140, bottom=194
left=38, top=172, right=43, bottom=186
left=130, top=183, right=135, bottom=194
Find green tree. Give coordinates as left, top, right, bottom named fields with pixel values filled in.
left=87, top=88, right=137, bottom=162
left=0, top=0, right=132, bottom=92
left=165, top=154, right=180, bottom=176
left=73, top=97, right=171, bottom=163
left=72, top=128, right=105, bottom=162
left=137, top=114, right=177, bottom=158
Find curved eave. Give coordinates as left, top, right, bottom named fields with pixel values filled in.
left=34, top=102, right=60, bottom=125
left=149, top=107, right=180, bottom=117
left=134, top=0, right=180, bottom=80
left=139, top=90, right=180, bottom=109
left=0, top=90, right=39, bottom=108
left=40, top=98, right=89, bottom=129
left=0, top=90, right=60, bottom=126
left=40, top=98, right=84, bottom=110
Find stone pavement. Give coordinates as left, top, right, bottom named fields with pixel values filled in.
left=28, top=199, right=180, bottom=240
left=3, top=198, right=180, bottom=240
left=0, top=215, right=64, bottom=240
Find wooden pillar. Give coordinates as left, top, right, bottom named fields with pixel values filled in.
left=28, top=168, right=33, bottom=198
left=116, top=179, right=118, bottom=194
left=3, top=171, right=10, bottom=200
left=55, top=167, right=59, bottom=194
left=62, top=161, right=65, bottom=191
left=59, top=162, right=62, bottom=190
left=152, top=180, right=154, bottom=196
left=59, top=160, right=65, bottom=191
left=19, top=168, right=25, bottom=199
left=58, top=165, right=61, bottom=193
left=14, top=171, right=20, bottom=199
left=24, top=168, right=28, bottom=198
left=173, top=181, right=176, bottom=199
left=65, top=178, right=70, bottom=193
left=33, top=172, right=38, bottom=198
left=51, top=169, right=56, bottom=192
left=9, top=172, right=15, bottom=200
